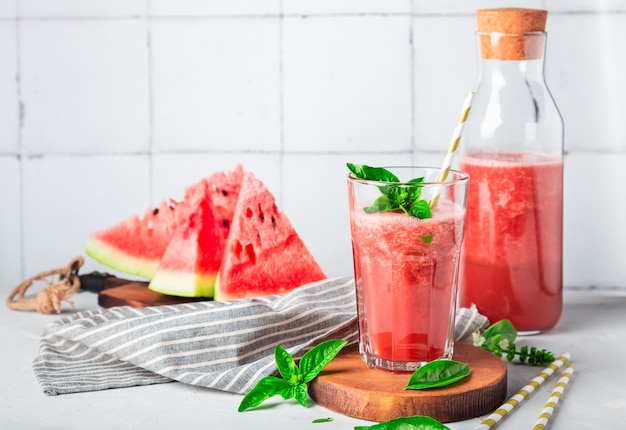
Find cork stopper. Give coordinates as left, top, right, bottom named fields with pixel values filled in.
left=476, top=8, right=547, bottom=60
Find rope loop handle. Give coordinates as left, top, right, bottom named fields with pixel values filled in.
left=6, top=256, right=84, bottom=314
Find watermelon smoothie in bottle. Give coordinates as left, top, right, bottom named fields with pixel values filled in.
left=348, top=166, right=468, bottom=372
left=459, top=9, right=564, bottom=333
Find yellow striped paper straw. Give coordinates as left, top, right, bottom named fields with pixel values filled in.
left=473, top=352, right=571, bottom=430
left=430, top=91, right=474, bottom=209
left=532, top=364, right=575, bottom=430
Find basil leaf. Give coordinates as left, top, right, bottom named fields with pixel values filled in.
left=409, top=199, right=432, bottom=219
left=347, top=163, right=399, bottom=183
left=482, top=319, right=517, bottom=344
left=420, top=235, right=434, bottom=245
left=313, top=418, right=333, bottom=423
left=299, top=339, right=348, bottom=383
left=354, top=415, right=451, bottom=430
left=275, top=344, right=301, bottom=384
left=404, top=360, right=470, bottom=390
left=293, top=383, right=308, bottom=407
left=407, top=177, right=425, bottom=201
left=347, top=163, right=433, bottom=220
left=363, top=195, right=396, bottom=214
left=238, top=376, right=292, bottom=412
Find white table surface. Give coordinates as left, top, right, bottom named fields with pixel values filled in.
left=2, top=287, right=625, bottom=430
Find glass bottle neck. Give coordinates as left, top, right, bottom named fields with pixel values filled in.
left=475, top=31, right=548, bottom=84
left=477, top=57, right=546, bottom=86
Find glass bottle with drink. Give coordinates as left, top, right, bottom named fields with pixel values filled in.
left=459, top=8, right=564, bottom=333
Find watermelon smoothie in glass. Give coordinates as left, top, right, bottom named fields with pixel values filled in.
left=348, top=166, right=469, bottom=372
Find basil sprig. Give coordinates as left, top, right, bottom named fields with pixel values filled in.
left=348, top=163, right=433, bottom=219
left=473, top=319, right=555, bottom=366
left=238, top=339, right=347, bottom=412
left=404, top=359, right=470, bottom=390
left=354, top=415, right=450, bottom=430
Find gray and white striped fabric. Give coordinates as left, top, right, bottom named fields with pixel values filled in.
left=33, top=276, right=488, bottom=396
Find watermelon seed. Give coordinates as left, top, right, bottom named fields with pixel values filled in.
left=245, top=244, right=256, bottom=263
left=271, top=216, right=277, bottom=228
left=153, top=208, right=159, bottom=215
left=259, top=213, right=265, bottom=223
left=221, top=190, right=228, bottom=196
left=222, top=219, right=229, bottom=227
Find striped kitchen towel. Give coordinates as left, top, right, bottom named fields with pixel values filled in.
left=33, top=276, right=488, bottom=396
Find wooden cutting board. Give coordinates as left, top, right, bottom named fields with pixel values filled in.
left=308, top=342, right=506, bottom=423
left=97, top=281, right=211, bottom=308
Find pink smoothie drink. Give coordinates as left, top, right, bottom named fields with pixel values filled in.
left=351, top=200, right=465, bottom=371
left=459, top=151, right=563, bottom=333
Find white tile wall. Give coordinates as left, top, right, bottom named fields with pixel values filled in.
left=0, top=1, right=17, bottom=18
left=547, top=13, right=626, bottom=152
left=0, top=157, right=21, bottom=288
left=413, top=15, right=476, bottom=151
left=563, top=153, right=626, bottom=287
left=0, top=21, right=18, bottom=154
left=283, top=0, right=410, bottom=15
left=18, top=0, right=147, bottom=17
left=283, top=15, right=412, bottom=153
left=1, top=1, right=625, bottom=293
left=20, top=19, right=150, bottom=154
left=21, top=155, right=151, bottom=276
left=151, top=18, right=281, bottom=152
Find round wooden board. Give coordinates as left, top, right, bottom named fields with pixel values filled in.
left=308, top=342, right=506, bottom=423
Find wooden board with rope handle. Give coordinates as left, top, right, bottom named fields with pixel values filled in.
left=6, top=256, right=84, bottom=314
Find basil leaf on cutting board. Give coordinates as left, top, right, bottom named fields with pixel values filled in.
left=404, top=360, right=470, bottom=390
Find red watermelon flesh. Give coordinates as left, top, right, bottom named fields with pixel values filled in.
left=148, top=166, right=244, bottom=297
left=214, top=171, right=326, bottom=301
left=86, top=197, right=182, bottom=279
left=86, top=165, right=243, bottom=282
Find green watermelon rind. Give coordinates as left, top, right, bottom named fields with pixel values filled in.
left=149, top=269, right=216, bottom=298
left=86, top=236, right=159, bottom=280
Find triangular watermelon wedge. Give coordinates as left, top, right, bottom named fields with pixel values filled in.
left=214, top=171, right=326, bottom=301
left=86, top=165, right=243, bottom=282
left=86, top=197, right=182, bottom=279
left=148, top=166, right=243, bottom=297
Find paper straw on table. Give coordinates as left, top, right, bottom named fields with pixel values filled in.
left=473, top=352, right=571, bottom=430
left=532, top=364, right=575, bottom=430
left=430, top=91, right=474, bottom=209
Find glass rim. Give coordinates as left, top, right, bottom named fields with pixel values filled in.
left=475, top=30, right=547, bottom=37
left=347, top=166, right=469, bottom=186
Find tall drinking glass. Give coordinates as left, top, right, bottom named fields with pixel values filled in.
left=348, top=167, right=469, bottom=372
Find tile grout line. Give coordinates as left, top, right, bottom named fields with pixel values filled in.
left=278, top=0, right=285, bottom=208
left=147, top=0, right=155, bottom=205
left=409, top=2, right=416, bottom=166
left=15, top=6, right=26, bottom=281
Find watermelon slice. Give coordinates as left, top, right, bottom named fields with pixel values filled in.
left=85, top=197, right=182, bottom=279
left=86, top=165, right=243, bottom=282
left=148, top=167, right=243, bottom=297
left=214, top=171, right=326, bottom=301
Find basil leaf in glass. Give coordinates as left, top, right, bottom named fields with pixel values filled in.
left=347, top=163, right=433, bottom=220
left=347, top=163, right=399, bottom=182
